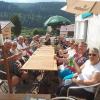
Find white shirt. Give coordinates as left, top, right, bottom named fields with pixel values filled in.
left=77, top=60, right=100, bottom=92
left=10, top=49, right=19, bottom=55
left=66, top=47, right=76, bottom=59
left=17, top=43, right=27, bottom=56
left=17, top=43, right=27, bottom=50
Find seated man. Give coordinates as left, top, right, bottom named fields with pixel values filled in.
left=30, top=35, right=41, bottom=52
left=17, top=36, right=30, bottom=60
left=0, top=40, right=20, bottom=88
left=58, top=42, right=89, bottom=79
left=56, top=48, right=100, bottom=100
left=1, top=40, right=28, bottom=87
left=44, top=33, right=51, bottom=45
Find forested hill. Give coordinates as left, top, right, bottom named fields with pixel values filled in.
left=0, top=1, right=75, bottom=28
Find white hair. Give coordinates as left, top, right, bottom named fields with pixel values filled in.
left=89, top=48, right=99, bottom=54
left=17, top=36, right=24, bottom=40
left=4, top=39, right=12, bottom=44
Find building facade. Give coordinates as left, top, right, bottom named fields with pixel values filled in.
left=74, top=14, right=100, bottom=49
left=0, top=21, right=14, bottom=39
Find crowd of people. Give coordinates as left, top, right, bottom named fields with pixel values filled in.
left=54, top=36, right=100, bottom=100
left=0, top=34, right=51, bottom=88
left=0, top=34, right=100, bottom=100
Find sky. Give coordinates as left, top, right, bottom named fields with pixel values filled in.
left=0, top=0, right=66, bottom=3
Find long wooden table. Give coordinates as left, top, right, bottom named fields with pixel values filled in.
left=21, top=45, right=57, bottom=71
left=0, top=94, right=51, bottom=100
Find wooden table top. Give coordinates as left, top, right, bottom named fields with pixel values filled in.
left=0, top=94, right=51, bottom=100
left=21, top=45, right=57, bottom=71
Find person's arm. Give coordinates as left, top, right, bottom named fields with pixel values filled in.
left=54, top=55, right=63, bottom=60
left=73, top=60, right=84, bottom=74
left=72, top=72, right=100, bottom=85
left=17, top=43, right=29, bottom=51
left=7, top=54, right=20, bottom=61
left=0, top=59, right=4, bottom=64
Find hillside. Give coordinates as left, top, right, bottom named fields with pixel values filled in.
left=0, top=1, right=75, bottom=28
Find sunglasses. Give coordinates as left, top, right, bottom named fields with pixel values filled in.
left=63, top=52, right=67, bottom=54
left=88, top=53, right=97, bottom=57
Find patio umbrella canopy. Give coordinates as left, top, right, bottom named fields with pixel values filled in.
left=62, top=0, right=100, bottom=15
left=44, top=15, right=71, bottom=26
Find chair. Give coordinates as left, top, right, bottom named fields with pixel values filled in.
left=0, top=70, right=7, bottom=80
left=31, top=71, right=44, bottom=94
left=51, top=96, right=75, bottom=100
left=67, top=83, right=100, bottom=100
left=0, top=70, right=9, bottom=93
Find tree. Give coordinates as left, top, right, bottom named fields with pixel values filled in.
left=32, top=28, right=46, bottom=36
left=32, top=28, right=39, bottom=35
left=10, top=15, right=22, bottom=36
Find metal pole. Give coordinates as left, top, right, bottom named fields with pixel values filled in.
left=0, top=24, right=12, bottom=93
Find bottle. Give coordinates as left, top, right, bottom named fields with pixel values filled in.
left=68, top=57, right=74, bottom=67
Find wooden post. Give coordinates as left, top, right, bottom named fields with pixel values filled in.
left=0, top=24, right=12, bottom=93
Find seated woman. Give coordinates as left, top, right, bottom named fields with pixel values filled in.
left=58, top=53, right=74, bottom=79
left=54, top=49, right=64, bottom=66
left=56, top=48, right=100, bottom=100
left=24, top=37, right=33, bottom=56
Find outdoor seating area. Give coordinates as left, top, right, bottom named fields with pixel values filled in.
left=0, top=0, right=100, bottom=100
left=0, top=34, right=100, bottom=100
